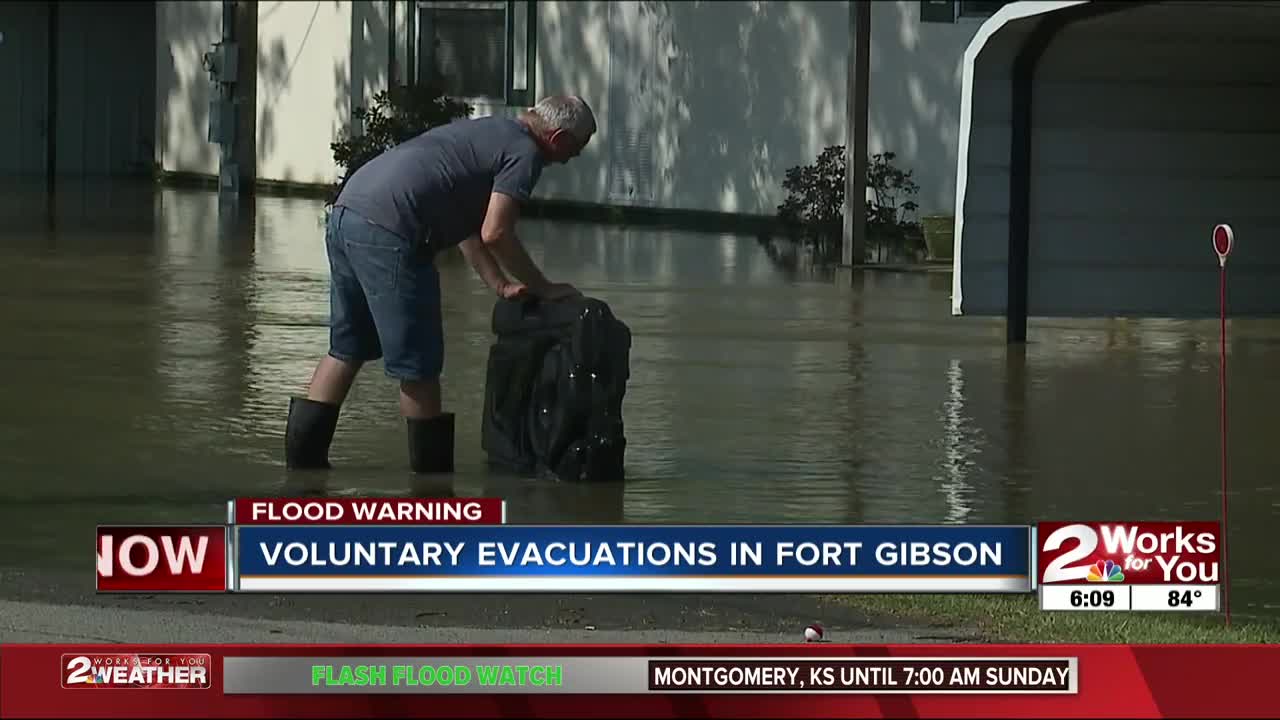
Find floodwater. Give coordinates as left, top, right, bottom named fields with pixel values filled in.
left=1, top=181, right=1278, bottom=622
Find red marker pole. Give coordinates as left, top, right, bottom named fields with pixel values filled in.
left=1213, top=223, right=1233, bottom=627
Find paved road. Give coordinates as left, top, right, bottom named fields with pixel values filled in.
left=0, top=600, right=944, bottom=645
left=0, top=569, right=972, bottom=645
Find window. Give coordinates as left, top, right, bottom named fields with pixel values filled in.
left=920, top=1, right=1010, bottom=23
left=413, top=1, right=536, bottom=104
left=958, top=1, right=1009, bottom=17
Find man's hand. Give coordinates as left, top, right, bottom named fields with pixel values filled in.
left=496, top=280, right=528, bottom=299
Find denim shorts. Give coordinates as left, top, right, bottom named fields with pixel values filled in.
left=324, top=205, right=443, bottom=381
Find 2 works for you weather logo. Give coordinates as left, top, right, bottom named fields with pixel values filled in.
left=1037, top=522, right=1221, bottom=585
left=61, top=654, right=212, bottom=689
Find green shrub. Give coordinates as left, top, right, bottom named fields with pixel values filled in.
left=329, top=85, right=473, bottom=203
left=776, top=146, right=923, bottom=263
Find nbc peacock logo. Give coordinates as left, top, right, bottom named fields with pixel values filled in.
left=1086, top=559, right=1124, bottom=583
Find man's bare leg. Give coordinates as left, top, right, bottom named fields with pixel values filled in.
left=285, top=355, right=360, bottom=470
left=307, top=354, right=362, bottom=405
left=399, top=378, right=443, bottom=419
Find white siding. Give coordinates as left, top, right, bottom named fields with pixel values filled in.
left=533, top=0, right=850, bottom=216
left=256, top=1, right=389, bottom=186
left=156, top=0, right=222, bottom=176
left=531, top=0, right=610, bottom=205
left=146, top=0, right=986, bottom=219
left=1029, top=2, right=1280, bottom=317
left=869, top=1, right=989, bottom=217
left=532, top=0, right=986, bottom=216
left=157, top=1, right=390, bottom=186
left=603, top=0, right=663, bottom=207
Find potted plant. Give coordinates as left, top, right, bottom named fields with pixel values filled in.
left=921, top=214, right=954, bottom=261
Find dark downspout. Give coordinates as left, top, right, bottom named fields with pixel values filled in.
left=1006, top=2, right=1150, bottom=344
left=45, top=0, right=58, bottom=225
left=526, top=0, right=537, bottom=103
left=1006, top=21, right=1049, bottom=344
left=218, top=0, right=237, bottom=208
left=236, top=1, right=258, bottom=197
left=842, top=0, right=870, bottom=267
left=504, top=1, right=515, bottom=104
left=388, top=0, right=397, bottom=86
left=407, top=2, right=416, bottom=86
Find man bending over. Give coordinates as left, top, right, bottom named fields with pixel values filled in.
left=285, top=95, right=596, bottom=472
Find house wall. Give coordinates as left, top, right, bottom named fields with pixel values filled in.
left=531, top=0, right=985, bottom=217
left=156, top=0, right=222, bottom=177
left=152, top=1, right=986, bottom=219
left=255, top=0, right=390, bottom=186
left=868, top=1, right=987, bottom=217
left=157, top=0, right=390, bottom=186
left=532, top=0, right=852, bottom=216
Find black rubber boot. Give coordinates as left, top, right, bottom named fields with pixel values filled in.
left=285, top=397, right=340, bottom=469
left=407, top=412, right=455, bottom=473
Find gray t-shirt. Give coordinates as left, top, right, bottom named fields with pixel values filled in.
left=334, top=116, right=545, bottom=250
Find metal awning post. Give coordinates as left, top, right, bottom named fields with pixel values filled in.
left=842, top=1, right=870, bottom=267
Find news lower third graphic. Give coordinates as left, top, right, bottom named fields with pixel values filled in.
left=91, top=500, right=1228, bottom=620
left=231, top=497, right=505, bottom=525
left=95, top=504, right=1035, bottom=594
left=219, top=657, right=1078, bottom=695
left=1036, top=522, right=1222, bottom=612
left=229, top=524, right=1031, bottom=593
left=95, top=526, right=229, bottom=593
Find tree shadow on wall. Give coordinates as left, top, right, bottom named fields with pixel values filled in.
left=534, top=2, right=848, bottom=214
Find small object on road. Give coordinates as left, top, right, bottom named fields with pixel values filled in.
left=585, top=624, right=597, bottom=631
left=804, top=623, right=824, bottom=642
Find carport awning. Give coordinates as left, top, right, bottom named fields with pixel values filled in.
left=950, top=1, right=1085, bottom=318
left=952, top=1, right=1280, bottom=323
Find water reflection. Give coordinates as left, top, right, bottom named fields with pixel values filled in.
left=0, top=185, right=1277, bottom=620
left=937, top=359, right=978, bottom=524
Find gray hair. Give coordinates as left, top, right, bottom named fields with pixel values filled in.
left=529, top=95, right=597, bottom=140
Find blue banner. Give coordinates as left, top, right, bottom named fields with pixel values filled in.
left=233, top=525, right=1032, bottom=594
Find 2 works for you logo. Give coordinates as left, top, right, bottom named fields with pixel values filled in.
left=61, top=654, right=211, bottom=689
left=1037, top=522, right=1221, bottom=585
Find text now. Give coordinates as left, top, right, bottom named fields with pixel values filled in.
left=96, top=526, right=227, bottom=592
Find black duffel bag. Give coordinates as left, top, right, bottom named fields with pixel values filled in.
left=481, top=295, right=631, bottom=482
